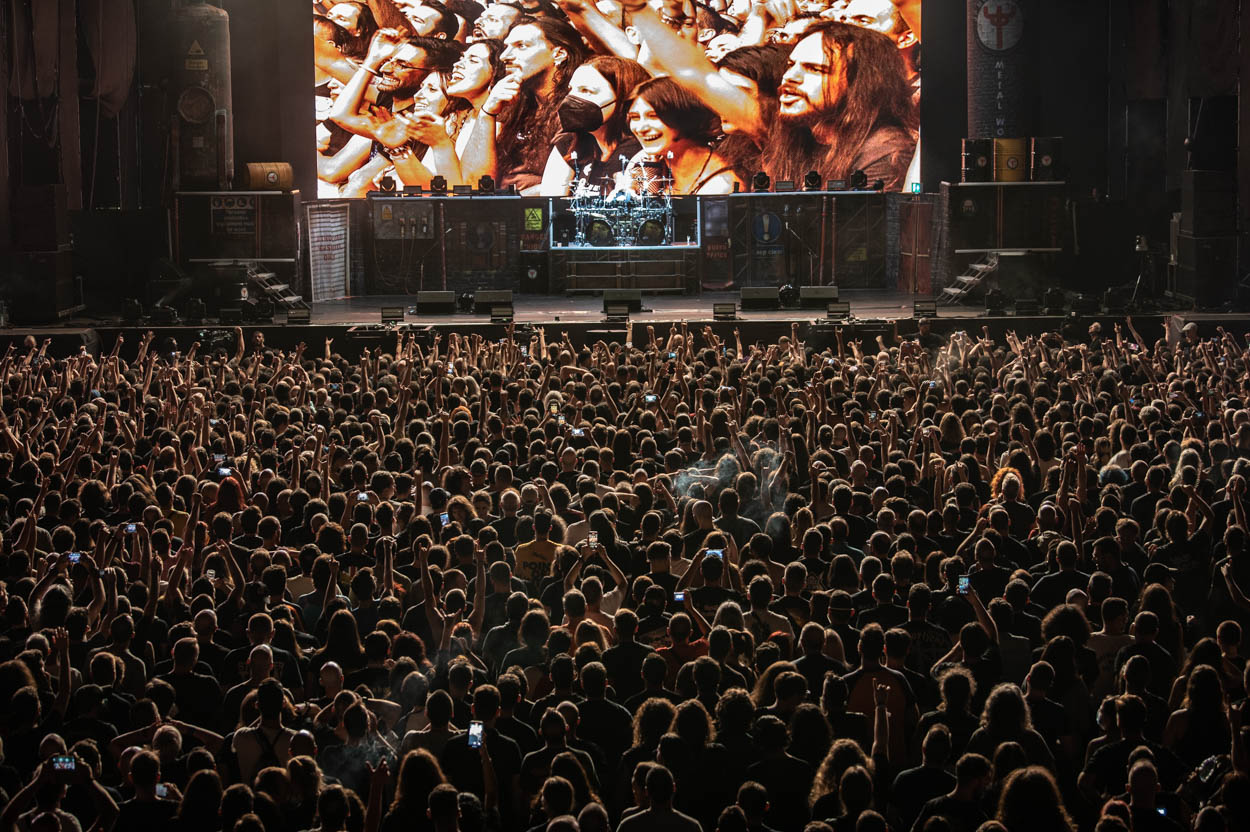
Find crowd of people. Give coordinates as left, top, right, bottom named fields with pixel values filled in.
left=2, top=314, right=1250, bottom=832
left=314, top=0, right=920, bottom=197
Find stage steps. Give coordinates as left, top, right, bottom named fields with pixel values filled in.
left=248, top=267, right=310, bottom=312
left=940, top=253, right=999, bottom=305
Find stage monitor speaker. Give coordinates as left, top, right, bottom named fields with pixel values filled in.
left=474, top=289, right=513, bottom=313
left=602, top=289, right=642, bottom=312
left=519, top=252, right=549, bottom=293
left=414, top=291, right=457, bottom=314
left=962, top=139, right=993, bottom=183
left=1030, top=137, right=1062, bottom=182
left=799, top=286, right=839, bottom=308
left=1181, top=170, right=1236, bottom=236
left=1176, top=233, right=1237, bottom=307
left=740, top=286, right=781, bottom=309
left=7, top=249, right=80, bottom=323
left=13, top=185, right=69, bottom=251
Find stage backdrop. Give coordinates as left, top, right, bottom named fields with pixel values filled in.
left=312, top=0, right=923, bottom=199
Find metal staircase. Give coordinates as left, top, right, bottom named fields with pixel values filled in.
left=246, top=265, right=309, bottom=312
left=940, top=253, right=1000, bottom=305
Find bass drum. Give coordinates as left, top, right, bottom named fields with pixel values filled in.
left=586, top=219, right=615, bottom=246
left=635, top=218, right=667, bottom=246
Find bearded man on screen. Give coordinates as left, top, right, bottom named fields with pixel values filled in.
left=761, top=21, right=917, bottom=190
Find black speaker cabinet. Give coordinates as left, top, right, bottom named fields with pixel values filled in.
left=519, top=251, right=549, bottom=294
left=1181, top=170, right=1236, bottom=236
left=6, top=248, right=80, bottom=323
left=1176, top=233, right=1237, bottom=307
left=12, top=185, right=69, bottom=251
left=174, top=190, right=302, bottom=262
left=946, top=185, right=997, bottom=251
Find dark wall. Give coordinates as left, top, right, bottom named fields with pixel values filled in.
left=922, top=1, right=1109, bottom=195
left=221, top=0, right=316, bottom=198
left=920, top=0, right=966, bottom=189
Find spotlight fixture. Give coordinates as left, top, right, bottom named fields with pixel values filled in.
left=456, top=291, right=475, bottom=313
left=430, top=175, right=448, bottom=194
left=478, top=174, right=495, bottom=194
left=1043, top=287, right=1066, bottom=316
left=872, top=179, right=885, bottom=191
left=379, top=175, right=397, bottom=193
left=752, top=171, right=771, bottom=192
left=803, top=171, right=823, bottom=191
left=984, top=288, right=1009, bottom=316
left=849, top=169, right=869, bottom=190
left=778, top=283, right=800, bottom=308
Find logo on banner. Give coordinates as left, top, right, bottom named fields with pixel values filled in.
left=977, top=1, right=1023, bottom=52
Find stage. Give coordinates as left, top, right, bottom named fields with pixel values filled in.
left=2, top=288, right=1242, bottom=360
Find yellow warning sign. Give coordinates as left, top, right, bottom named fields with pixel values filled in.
left=187, top=40, right=205, bottom=56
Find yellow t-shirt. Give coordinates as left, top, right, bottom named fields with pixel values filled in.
left=514, top=538, right=559, bottom=583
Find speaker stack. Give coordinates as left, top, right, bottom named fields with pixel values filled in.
left=1176, top=170, right=1237, bottom=307
left=8, top=185, right=82, bottom=323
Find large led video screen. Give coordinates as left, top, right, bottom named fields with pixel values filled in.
left=313, top=0, right=921, bottom=198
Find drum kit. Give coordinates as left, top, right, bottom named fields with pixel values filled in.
left=566, top=158, right=675, bottom=248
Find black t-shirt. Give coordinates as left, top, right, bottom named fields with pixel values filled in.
left=441, top=728, right=523, bottom=822
left=910, top=794, right=987, bottom=832
left=554, top=131, right=642, bottom=192
left=116, top=798, right=179, bottom=831
left=891, top=765, right=956, bottom=832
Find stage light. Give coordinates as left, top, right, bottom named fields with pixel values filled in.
left=985, top=288, right=1009, bottom=316
left=1043, top=287, right=1066, bottom=316
left=849, top=170, right=869, bottom=190
left=752, top=171, right=771, bottom=192
left=457, top=291, right=475, bottom=313
left=478, top=175, right=495, bottom=194
left=803, top=171, right=822, bottom=191
left=379, top=175, right=396, bottom=193
left=151, top=305, right=180, bottom=325
left=779, top=283, right=800, bottom=308
left=122, top=298, right=143, bottom=323
left=185, top=298, right=206, bottom=324
left=872, top=179, right=885, bottom=191
left=431, top=175, right=448, bottom=194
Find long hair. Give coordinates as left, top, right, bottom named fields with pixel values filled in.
left=582, top=55, right=650, bottom=148
left=761, top=22, right=917, bottom=183
left=391, top=749, right=446, bottom=811
left=631, top=76, right=721, bottom=147
left=497, top=17, right=586, bottom=181
left=451, top=38, right=507, bottom=104
left=324, top=3, right=378, bottom=60
left=996, top=767, right=1076, bottom=832
left=714, top=44, right=790, bottom=181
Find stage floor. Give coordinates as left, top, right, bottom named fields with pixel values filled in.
left=310, top=290, right=958, bottom=326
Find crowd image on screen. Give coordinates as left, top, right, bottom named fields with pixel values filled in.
left=314, top=0, right=921, bottom=197
left=4, top=315, right=1250, bottom=832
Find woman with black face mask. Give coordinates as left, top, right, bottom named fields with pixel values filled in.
left=538, top=56, right=650, bottom=196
